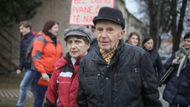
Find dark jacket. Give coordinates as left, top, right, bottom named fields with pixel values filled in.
left=19, top=32, right=35, bottom=71
left=145, top=49, right=165, bottom=80
left=163, top=52, right=190, bottom=105
left=77, top=41, right=162, bottom=107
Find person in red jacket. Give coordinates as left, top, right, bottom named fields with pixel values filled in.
left=31, top=20, right=62, bottom=107
left=45, top=26, right=92, bottom=107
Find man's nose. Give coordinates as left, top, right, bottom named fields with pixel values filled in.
left=101, top=30, right=108, bottom=37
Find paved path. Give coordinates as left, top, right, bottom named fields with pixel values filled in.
left=159, top=86, right=169, bottom=107
left=0, top=89, right=32, bottom=99
left=0, top=86, right=170, bottom=107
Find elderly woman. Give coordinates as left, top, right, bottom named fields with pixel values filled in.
left=44, top=26, right=92, bottom=107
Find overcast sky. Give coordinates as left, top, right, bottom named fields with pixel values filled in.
left=125, top=0, right=141, bottom=19
left=125, top=0, right=138, bottom=13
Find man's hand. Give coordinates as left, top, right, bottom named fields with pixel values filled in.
left=41, top=73, right=49, bottom=81
left=16, top=69, right=22, bottom=75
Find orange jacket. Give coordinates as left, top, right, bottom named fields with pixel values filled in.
left=32, top=34, right=62, bottom=74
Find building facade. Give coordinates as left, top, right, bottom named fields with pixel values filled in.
left=0, top=0, right=146, bottom=73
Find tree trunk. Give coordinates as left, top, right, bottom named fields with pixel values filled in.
left=171, top=0, right=187, bottom=52
left=170, top=0, right=178, bottom=52
left=148, top=0, right=159, bottom=50
left=176, top=0, right=187, bottom=50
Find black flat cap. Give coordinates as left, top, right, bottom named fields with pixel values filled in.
left=93, top=7, right=125, bottom=29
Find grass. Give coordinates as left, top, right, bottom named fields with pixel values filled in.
left=0, top=98, right=33, bottom=107
left=0, top=72, right=33, bottom=107
left=0, top=72, right=21, bottom=88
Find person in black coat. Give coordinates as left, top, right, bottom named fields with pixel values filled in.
left=77, top=7, right=162, bottom=107
left=142, top=36, right=165, bottom=81
left=163, top=32, right=190, bottom=107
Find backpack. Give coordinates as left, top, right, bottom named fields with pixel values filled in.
left=25, top=32, right=47, bottom=68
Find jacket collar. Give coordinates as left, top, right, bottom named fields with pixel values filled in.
left=54, top=57, right=68, bottom=70
left=92, top=40, right=124, bottom=65
left=23, top=32, right=33, bottom=39
left=54, top=53, right=82, bottom=70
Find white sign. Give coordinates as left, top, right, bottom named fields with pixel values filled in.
left=69, top=0, right=115, bottom=26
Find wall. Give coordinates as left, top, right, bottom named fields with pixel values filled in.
left=0, top=0, right=146, bottom=73
left=116, top=0, right=147, bottom=42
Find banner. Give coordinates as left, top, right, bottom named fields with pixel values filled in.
left=69, top=0, right=115, bottom=25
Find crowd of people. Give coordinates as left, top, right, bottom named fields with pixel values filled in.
left=15, top=6, right=190, bottom=107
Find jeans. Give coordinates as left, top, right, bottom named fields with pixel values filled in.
left=16, top=69, right=34, bottom=107
left=32, top=71, right=47, bottom=107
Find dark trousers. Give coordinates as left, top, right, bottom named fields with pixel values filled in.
left=32, top=71, right=47, bottom=107
left=169, top=104, right=188, bottom=107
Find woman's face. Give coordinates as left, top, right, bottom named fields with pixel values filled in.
left=144, top=39, right=154, bottom=50
left=128, top=35, right=139, bottom=46
left=182, top=38, right=190, bottom=49
left=48, top=24, right=59, bottom=35
left=66, top=37, right=90, bottom=59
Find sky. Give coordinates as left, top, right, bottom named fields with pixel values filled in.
left=125, top=0, right=146, bottom=21
left=125, top=0, right=147, bottom=23
left=125, top=0, right=139, bottom=16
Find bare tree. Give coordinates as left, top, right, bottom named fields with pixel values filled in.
left=170, top=0, right=187, bottom=52
left=184, top=1, right=190, bottom=30
left=136, top=0, right=164, bottom=49
left=135, top=0, right=188, bottom=52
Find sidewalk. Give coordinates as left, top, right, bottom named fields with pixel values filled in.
left=159, top=86, right=169, bottom=107
left=0, top=88, right=32, bottom=99
left=0, top=72, right=33, bottom=99
left=0, top=72, right=169, bottom=106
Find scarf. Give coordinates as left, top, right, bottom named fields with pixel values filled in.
left=100, top=48, right=116, bottom=64
left=46, top=32, right=57, bottom=44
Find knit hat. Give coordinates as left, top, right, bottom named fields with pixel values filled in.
left=63, top=26, right=93, bottom=43
left=93, top=7, right=125, bottom=29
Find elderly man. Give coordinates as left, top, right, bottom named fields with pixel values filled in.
left=77, top=7, right=162, bottom=107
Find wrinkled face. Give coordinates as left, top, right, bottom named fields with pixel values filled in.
left=128, top=35, right=139, bottom=46
left=66, top=37, right=90, bottom=59
left=95, top=21, right=124, bottom=52
left=48, top=24, right=59, bottom=35
left=19, top=25, right=30, bottom=36
left=182, top=38, right=190, bottom=49
left=144, top=39, right=154, bottom=50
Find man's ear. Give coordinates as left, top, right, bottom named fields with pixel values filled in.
left=118, top=30, right=125, bottom=40
left=93, top=31, right=97, bottom=38
left=87, top=43, right=90, bottom=50
left=27, top=27, right=31, bottom=32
